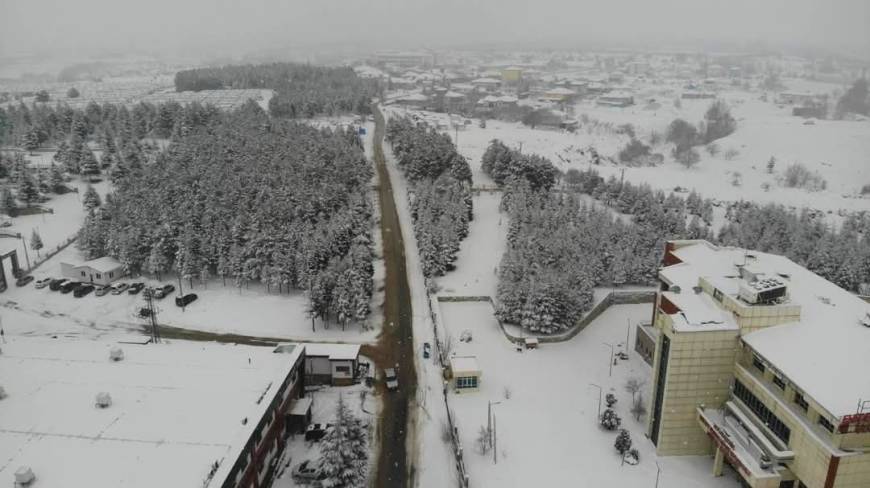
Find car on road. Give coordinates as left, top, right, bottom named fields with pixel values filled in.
left=175, top=293, right=198, bottom=307
left=422, top=342, right=431, bottom=359
left=153, top=284, right=175, bottom=299
left=60, top=281, right=81, bottom=294
left=111, top=282, right=130, bottom=295
left=384, top=368, right=399, bottom=391
left=73, top=284, right=94, bottom=297
left=127, top=282, right=145, bottom=295
left=15, top=275, right=34, bottom=287
left=94, top=285, right=111, bottom=296
left=35, top=277, right=52, bottom=289
left=291, top=460, right=325, bottom=483
left=49, top=278, right=70, bottom=291
left=304, top=423, right=332, bottom=442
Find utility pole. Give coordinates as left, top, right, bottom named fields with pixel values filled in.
left=176, top=273, right=185, bottom=311
left=146, top=291, right=160, bottom=343
left=19, top=234, right=30, bottom=270
left=589, top=383, right=602, bottom=420
left=492, top=413, right=497, bottom=465
left=603, top=342, right=614, bottom=377
left=626, top=319, right=631, bottom=360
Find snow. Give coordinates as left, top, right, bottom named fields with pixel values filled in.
left=0, top=337, right=302, bottom=488
left=437, top=300, right=741, bottom=488
left=449, top=356, right=481, bottom=374
left=271, top=382, right=379, bottom=488
left=72, top=255, right=122, bottom=273
left=303, top=343, right=361, bottom=361
left=667, top=241, right=870, bottom=418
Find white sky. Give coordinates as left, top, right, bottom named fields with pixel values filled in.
left=1, top=0, right=868, bottom=58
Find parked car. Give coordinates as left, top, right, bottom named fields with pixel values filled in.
left=94, top=285, right=111, bottom=296
left=175, top=293, right=198, bottom=307
left=154, top=284, right=175, bottom=299
left=35, top=277, right=52, bottom=289
left=60, top=281, right=81, bottom=294
left=292, top=460, right=325, bottom=482
left=304, top=423, right=332, bottom=442
left=15, top=275, right=34, bottom=287
left=384, top=368, right=399, bottom=391
left=111, top=283, right=130, bottom=295
left=127, top=282, right=145, bottom=295
left=49, top=278, right=69, bottom=291
left=422, top=342, right=431, bottom=359
left=73, top=284, right=94, bottom=297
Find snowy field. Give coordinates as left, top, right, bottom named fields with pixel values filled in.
left=439, top=300, right=741, bottom=488
left=388, top=86, right=870, bottom=221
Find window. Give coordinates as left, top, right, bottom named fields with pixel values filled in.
left=794, top=393, right=808, bottom=412
left=96, top=273, right=102, bottom=279
left=773, top=376, right=785, bottom=390
left=818, top=416, right=835, bottom=433
left=752, top=355, right=766, bottom=374
left=81, top=271, right=86, bottom=277
left=456, top=376, right=478, bottom=389
left=733, top=380, right=791, bottom=444
left=109, top=272, right=114, bottom=278
left=713, top=288, right=724, bottom=302
left=335, top=365, right=351, bottom=374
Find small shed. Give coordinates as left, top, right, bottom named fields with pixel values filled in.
left=286, top=396, right=313, bottom=434
left=304, top=344, right=361, bottom=386
left=523, top=337, right=539, bottom=349
left=449, top=356, right=481, bottom=393
left=60, top=256, right=124, bottom=286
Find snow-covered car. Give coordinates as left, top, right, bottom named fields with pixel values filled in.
left=422, top=342, right=431, bottom=359
left=15, top=275, right=34, bottom=287
left=34, top=277, right=52, bottom=289
left=384, top=368, right=399, bottom=391
left=153, top=284, right=175, bottom=299
left=94, top=285, right=112, bottom=296
left=304, top=423, right=332, bottom=441
left=127, top=282, right=145, bottom=295
left=291, top=460, right=325, bottom=483
left=111, top=283, right=129, bottom=295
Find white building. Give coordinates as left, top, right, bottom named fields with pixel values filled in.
left=0, top=338, right=305, bottom=488
left=302, top=343, right=361, bottom=386
left=449, top=356, right=481, bottom=393
left=60, top=256, right=124, bottom=285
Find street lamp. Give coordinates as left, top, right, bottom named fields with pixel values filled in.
left=589, top=383, right=602, bottom=420
left=602, top=342, right=614, bottom=377
left=655, top=461, right=662, bottom=488
left=488, top=400, right=502, bottom=464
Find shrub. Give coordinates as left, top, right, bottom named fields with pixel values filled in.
left=615, top=429, right=632, bottom=455
left=618, top=138, right=651, bottom=164
left=782, top=163, right=827, bottom=191
left=666, top=118, right=699, bottom=153
left=605, top=393, right=617, bottom=408
left=600, top=408, right=621, bottom=431
left=723, top=148, right=740, bottom=160
left=674, top=148, right=700, bottom=168
left=703, top=101, right=737, bottom=143
left=705, top=143, right=720, bottom=157
left=861, top=184, right=870, bottom=195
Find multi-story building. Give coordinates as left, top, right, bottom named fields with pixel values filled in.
left=646, top=240, right=870, bottom=488
left=0, top=338, right=305, bottom=488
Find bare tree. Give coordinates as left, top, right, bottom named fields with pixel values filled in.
left=631, top=393, right=648, bottom=421
left=624, top=377, right=645, bottom=403
left=477, top=425, right=492, bottom=455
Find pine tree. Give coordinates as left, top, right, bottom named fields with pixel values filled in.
left=81, top=148, right=100, bottom=179
left=0, top=187, right=16, bottom=215
left=82, top=185, right=101, bottom=212
left=23, top=128, right=40, bottom=154
left=600, top=408, right=621, bottom=431
left=49, top=163, right=65, bottom=193
left=30, top=229, right=43, bottom=256
left=17, top=172, right=39, bottom=207
left=318, top=394, right=369, bottom=488
left=615, top=429, right=632, bottom=455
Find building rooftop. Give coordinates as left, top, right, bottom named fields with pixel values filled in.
left=663, top=240, right=870, bottom=418
left=450, top=355, right=481, bottom=374
left=0, top=338, right=303, bottom=487
left=301, top=343, right=361, bottom=361
left=78, top=256, right=123, bottom=273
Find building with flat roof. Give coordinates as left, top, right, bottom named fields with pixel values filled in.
left=60, top=256, right=125, bottom=285
left=0, top=338, right=305, bottom=488
left=646, top=240, right=870, bottom=488
left=449, top=356, right=481, bottom=393
left=301, top=343, right=361, bottom=386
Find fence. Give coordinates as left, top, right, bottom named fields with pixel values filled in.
left=425, top=293, right=470, bottom=487
left=24, top=235, right=77, bottom=275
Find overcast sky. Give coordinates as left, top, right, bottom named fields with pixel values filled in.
left=2, top=0, right=868, bottom=59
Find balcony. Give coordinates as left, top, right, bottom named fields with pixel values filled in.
left=697, top=402, right=794, bottom=488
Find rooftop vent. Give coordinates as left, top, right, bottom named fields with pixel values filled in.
left=738, top=277, right=787, bottom=304
left=692, top=286, right=703, bottom=294
left=671, top=286, right=681, bottom=294
left=95, top=392, right=112, bottom=408
left=14, top=466, right=35, bottom=485
left=109, top=347, right=124, bottom=362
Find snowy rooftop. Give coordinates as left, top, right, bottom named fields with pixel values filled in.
left=663, top=240, right=870, bottom=418
left=76, top=256, right=123, bottom=272
left=449, top=355, right=481, bottom=374
left=0, top=338, right=303, bottom=487
left=300, top=343, right=360, bottom=361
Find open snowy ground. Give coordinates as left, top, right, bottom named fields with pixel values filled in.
left=272, top=381, right=379, bottom=488
left=439, top=300, right=741, bottom=488
left=389, top=87, right=870, bottom=222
